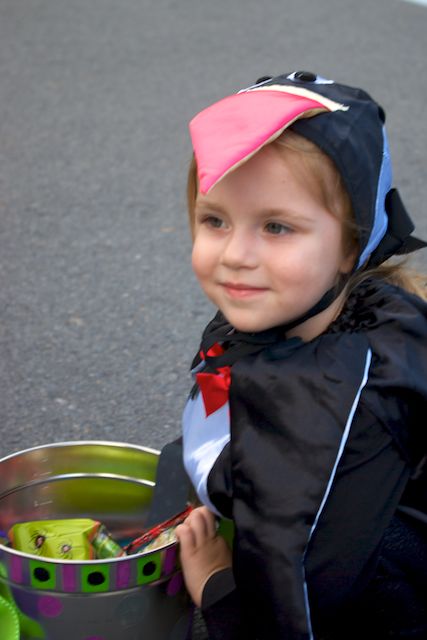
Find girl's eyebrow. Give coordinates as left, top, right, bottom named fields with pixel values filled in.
left=194, top=199, right=227, bottom=213
left=261, top=207, right=315, bottom=224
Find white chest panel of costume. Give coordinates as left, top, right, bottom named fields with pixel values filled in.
left=182, top=390, right=230, bottom=516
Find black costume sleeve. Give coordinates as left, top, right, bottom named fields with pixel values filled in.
left=201, top=569, right=247, bottom=640
left=304, top=403, right=411, bottom=634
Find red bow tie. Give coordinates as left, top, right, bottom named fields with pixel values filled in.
left=196, top=344, right=231, bottom=417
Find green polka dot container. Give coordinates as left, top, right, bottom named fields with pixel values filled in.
left=0, top=442, right=192, bottom=640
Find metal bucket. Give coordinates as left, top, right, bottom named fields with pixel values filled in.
left=0, top=441, right=192, bottom=640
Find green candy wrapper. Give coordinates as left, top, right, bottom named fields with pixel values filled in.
left=8, top=519, right=124, bottom=560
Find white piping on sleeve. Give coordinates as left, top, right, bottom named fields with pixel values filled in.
left=302, top=347, right=373, bottom=639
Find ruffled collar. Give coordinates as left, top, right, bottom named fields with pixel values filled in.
left=328, top=277, right=384, bottom=334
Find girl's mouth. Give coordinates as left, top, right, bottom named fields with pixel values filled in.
left=221, top=282, right=268, bottom=299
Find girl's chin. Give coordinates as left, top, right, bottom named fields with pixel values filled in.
left=220, top=313, right=279, bottom=334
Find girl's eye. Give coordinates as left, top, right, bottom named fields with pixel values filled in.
left=265, top=221, right=292, bottom=235
left=203, top=215, right=225, bottom=229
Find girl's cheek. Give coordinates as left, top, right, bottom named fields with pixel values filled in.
left=191, top=243, right=207, bottom=279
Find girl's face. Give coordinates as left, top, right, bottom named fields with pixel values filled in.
left=191, top=143, right=355, bottom=340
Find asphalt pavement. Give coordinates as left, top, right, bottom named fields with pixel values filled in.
left=0, top=0, right=426, bottom=635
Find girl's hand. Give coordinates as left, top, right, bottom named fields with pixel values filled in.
left=175, top=505, right=232, bottom=607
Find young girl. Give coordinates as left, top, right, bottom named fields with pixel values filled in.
left=175, top=71, right=427, bottom=640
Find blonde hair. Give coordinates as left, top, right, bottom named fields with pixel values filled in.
left=187, top=155, right=199, bottom=240
left=187, top=129, right=427, bottom=300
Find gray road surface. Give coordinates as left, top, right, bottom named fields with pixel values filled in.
left=0, top=0, right=426, bottom=635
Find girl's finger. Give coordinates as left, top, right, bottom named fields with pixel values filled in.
left=187, top=509, right=207, bottom=548
left=185, top=507, right=212, bottom=547
left=175, top=522, right=197, bottom=552
left=198, top=506, right=217, bottom=539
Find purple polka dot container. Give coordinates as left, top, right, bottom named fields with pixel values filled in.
left=0, top=442, right=192, bottom=640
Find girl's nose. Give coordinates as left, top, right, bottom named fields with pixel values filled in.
left=220, top=229, right=258, bottom=270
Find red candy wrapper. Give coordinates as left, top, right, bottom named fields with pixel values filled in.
left=125, top=505, right=194, bottom=555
